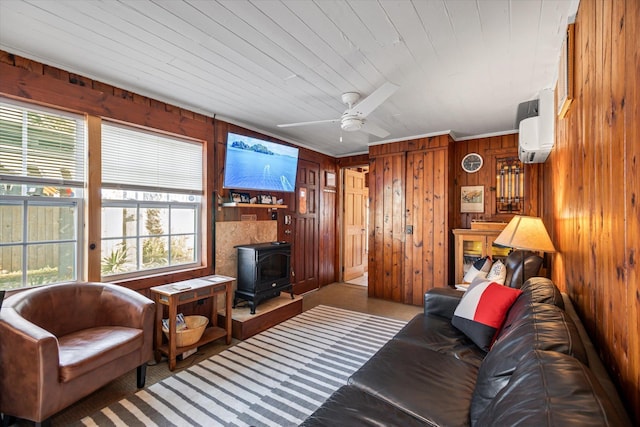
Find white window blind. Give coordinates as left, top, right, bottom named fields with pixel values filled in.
left=102, top=122, right=203, bottom=194
left=0, top=100, right=85, bottom=187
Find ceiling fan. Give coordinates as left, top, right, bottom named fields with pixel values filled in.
left=277, top=82, right=399, bottom=138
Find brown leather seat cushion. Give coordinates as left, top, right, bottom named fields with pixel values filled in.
left=58, top=326, right=143, bottom=382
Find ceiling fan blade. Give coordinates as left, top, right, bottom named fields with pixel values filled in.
left=361, top=121, right=390, bottom=138
left=349, top=82, right=399, bottom=118
left=277, top=118, right=339, bottom=128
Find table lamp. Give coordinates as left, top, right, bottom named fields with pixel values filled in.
left=493, top=215, right=556, bottom=286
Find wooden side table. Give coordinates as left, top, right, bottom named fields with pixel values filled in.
left=150, top=275, right=234, bottom=371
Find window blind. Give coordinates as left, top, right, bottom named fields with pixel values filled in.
left=101, top=122, right=203, bottom=194
left=0, top=100, right=85, bottom=187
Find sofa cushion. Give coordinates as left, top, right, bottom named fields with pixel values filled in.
left=463, top=256, right=492, bottom=283
left=349, top=340, right=477, bottom=427
left=452, top=281, right=522, bottom=351
left=58, top=326, right=144, bottom=382
left=300, top=385, right=429, bottom=427
left=485, top=260, right=506, bottom=284
left=394, top=313, right=486, bottom=368
left=475, top=350, right=631, bottom=427
left=469, top=304, right=588, bottom=424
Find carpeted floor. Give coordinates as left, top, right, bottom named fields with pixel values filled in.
left=73, top=305, right=406, bottom=426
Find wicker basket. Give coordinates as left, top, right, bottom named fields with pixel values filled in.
left=162, top=315, right=208, bottom=347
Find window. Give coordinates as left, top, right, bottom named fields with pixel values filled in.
left=0, top=99, right=85, bottom=290
left=101, top=122, right=203, bottom=278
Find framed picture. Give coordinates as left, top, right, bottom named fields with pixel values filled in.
left=557, top=23, right=574, bottom=118
left=259, top=194, right=272, bottom=204
left=239, top=192, right=250, bottom=203
left=230, top=192, right=242, bottom=203
left=461, top=186, right=484, bottom=213
left=325, top=171, right=336, bottom=188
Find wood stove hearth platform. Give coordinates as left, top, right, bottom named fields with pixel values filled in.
left=218, top=292, right=303, bottom=340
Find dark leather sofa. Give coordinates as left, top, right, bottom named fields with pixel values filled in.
left=302, top=278, right=631, bottom=426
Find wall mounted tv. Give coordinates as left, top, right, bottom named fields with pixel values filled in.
left=223, top=132, right=299, bottom=193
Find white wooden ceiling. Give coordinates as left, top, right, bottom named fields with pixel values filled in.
left=0, top=0, right=578, bottom=157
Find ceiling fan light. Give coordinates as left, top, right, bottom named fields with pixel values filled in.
left=341, top=117, right=362, bottom=132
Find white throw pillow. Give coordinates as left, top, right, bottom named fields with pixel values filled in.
left=486, top=259, right=507, bottom=285
left=463, top=256, right=492, bottom=283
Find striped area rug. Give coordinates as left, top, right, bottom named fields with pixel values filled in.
left=78, top=305, right=406, bottom=427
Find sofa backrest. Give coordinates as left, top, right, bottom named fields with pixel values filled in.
left=474, top=350, right=631, bottom=427
left=469, top=303, right=588, bottom=424
left=503, top=250, right=543, bottom=288
left=500, top=277, right=564, bottom=332
left=7, top=282, right=138, bottom=337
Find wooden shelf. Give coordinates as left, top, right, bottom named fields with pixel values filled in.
left=156, top=326, right=228, bottom=356
left=221, top=202, right=287, bottom=209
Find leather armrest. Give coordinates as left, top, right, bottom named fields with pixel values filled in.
left=0, top=309, right=60, bottom=417
left=423, top=287, right=464, bottom=319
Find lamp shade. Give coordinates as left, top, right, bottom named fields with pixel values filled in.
left=493, top=215, right=556, bottom=253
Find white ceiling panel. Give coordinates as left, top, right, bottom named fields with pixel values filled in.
left=0, top=0, right=579, bottom=156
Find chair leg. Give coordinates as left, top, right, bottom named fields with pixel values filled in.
left=137, top=363, right=147, bottom=388
left=2, top=414, right=16, bottom=427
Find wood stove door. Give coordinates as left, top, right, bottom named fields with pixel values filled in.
left=292, top=158, right=319, bottom=294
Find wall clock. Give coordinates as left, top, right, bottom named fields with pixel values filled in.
left=462, top=153, right=483, bottom=173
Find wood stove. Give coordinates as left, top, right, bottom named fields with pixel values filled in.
left=233, top=242, right=293, bottom=314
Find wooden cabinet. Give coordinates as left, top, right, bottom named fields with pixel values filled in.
left=452, top=229, right=511, bottom=284
left=368, top=135, right=455, bottom=305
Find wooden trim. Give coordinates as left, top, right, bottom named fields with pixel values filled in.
left=85, top=115, right=102, bottom=282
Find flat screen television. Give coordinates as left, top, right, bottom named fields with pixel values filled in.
left=223, top=132, right=299, bottom=193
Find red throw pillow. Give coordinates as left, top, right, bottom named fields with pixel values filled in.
left=452, top=280, right=522, bottom=351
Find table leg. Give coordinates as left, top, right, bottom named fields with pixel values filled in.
left=153, top=295, right=163, bottom=363
left=225, top=282, right=233, bottom=344
left=168, top=300, right=178, bottom=371
left=211, top=293, right=218, bottom=328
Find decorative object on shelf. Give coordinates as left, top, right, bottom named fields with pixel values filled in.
left=461, top=185, right=484, bottom=213
left=162, top=315, right=208, bottom=348
left=493, top=215, right=557, bottom=287
left=496, top=157, right=524, bottom=213
left=259, top=194, right=273, bottom=204
left=558, top=23, right=575, bottom=118
left=461, top=152, right=483, bottom=173
left=230, top=192, right=242, bottom=203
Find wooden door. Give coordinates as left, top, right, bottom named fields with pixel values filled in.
left=404, top=149, right=450, bottom=305
left=343, top=168, right=368, bottom=281
left=291, top=159, right=320, bottom=294
left=368, top=153, right=406, bottom=302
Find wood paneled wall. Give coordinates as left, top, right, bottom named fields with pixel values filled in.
left=0, top=52, right=339, bottom=294
left=453, top=134, right=541, bottom=229
left=543, top=0, right=639, bottom=422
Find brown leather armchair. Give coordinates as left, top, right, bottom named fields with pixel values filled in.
left=0, top=282, right=155, bottom=425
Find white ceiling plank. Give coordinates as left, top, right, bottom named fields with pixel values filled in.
left=0, top=0, right=578, bottom=156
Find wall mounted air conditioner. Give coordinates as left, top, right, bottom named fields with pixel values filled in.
left=517, top=89, right=555, bottom=163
